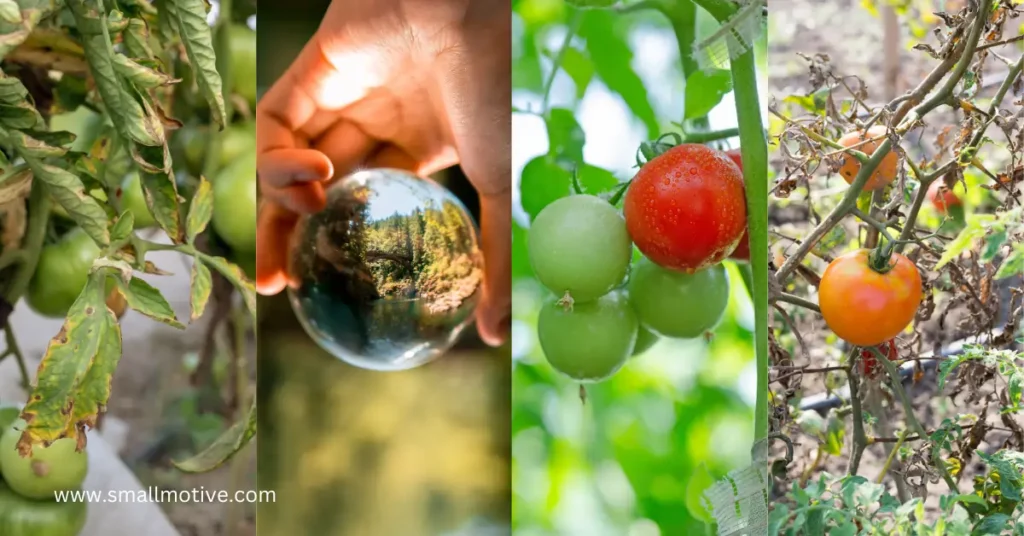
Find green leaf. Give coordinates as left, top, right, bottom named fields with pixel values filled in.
left=140, top=170, right=183, bottom=243
left=557, top=46, right=594, bottom=99
left=190, top=258, right=212, bottom=322
left=110, top=210, right=134, bottom=245
left=973, top=513, right=1009, bottom=535
left=123, top=18, right=157, bottom=60
left=565, top=0, right=617, bottom=7
left=546, top=108, right=585, bottom=162
left=936, top=216, right=991, bottom=270
left=186, top=176, right=213, bottom=243
left=685, top=69, right=733, bottom=120
left=17, top=274, right=117, bottom=450
left=520, top=155, right=571, bottom=220
left=170, top=0, right=226, bottom=128
left=202, top=254, right=256, bottom=317
left=512, top=220, right=533, bottom=280
left=580, top=11, right=658, bottom=138
left=116, top=276, right=184, bottom=329
left=173, top=397, right=256, bottom=473
left=996, top=244, right=1024, bottom=280
left=577, top=163, right=619, bottom=195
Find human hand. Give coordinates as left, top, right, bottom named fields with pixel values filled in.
left=255, top=0, right=511, bottom=346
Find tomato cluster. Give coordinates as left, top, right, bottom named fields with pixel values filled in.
left=0, top=405, right=88, bottom=535
left=527, top=143, right=748, bottom=382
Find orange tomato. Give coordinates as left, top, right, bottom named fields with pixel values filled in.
left=819, top=249, right=922, bottom=347
left=927, top=181, right=962, bottom=214
left=837, top=126, right=898, bottom=191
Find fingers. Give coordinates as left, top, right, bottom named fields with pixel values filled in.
left=475, top=191, right=512, bottom=347
left=255, top=202, right=297, bottom=296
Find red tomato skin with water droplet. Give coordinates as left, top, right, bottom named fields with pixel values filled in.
left=624, top=144, right=747, bottom=272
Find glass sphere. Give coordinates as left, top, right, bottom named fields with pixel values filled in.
left=287, top=169, right=482, bottom=371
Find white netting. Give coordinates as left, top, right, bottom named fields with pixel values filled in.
left=701, top=437, right=769, bottom=535
left=692, top=0, right=766, bottom=73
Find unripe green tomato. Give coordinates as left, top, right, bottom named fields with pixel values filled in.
left=0, top=482, right=87, bottom=536
left=0, top=419, right=88, bottom=500
left=229, top=25, right=257, bottom=107
left=120, top=172, right=157, bottom=229
left=183, top=122, right=256, bottom=177
left=537, top=291, right=637, bottom=382
left=528, top=195, right=632, bottom=303
left=212, top=150, right=257, bottom=254
left=0, top=405, right=19, bottom=432
left=628, top=257, right=730, bottom=338
left=26, top=228, right=101, bottom=318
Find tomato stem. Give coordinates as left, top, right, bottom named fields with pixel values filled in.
left=690, top=0, right=769, bottom=445
left=868, top=241, right=897, bottom=274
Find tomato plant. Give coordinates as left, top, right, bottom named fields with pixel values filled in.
left=768, top=1, right=1024, bottom=532
left=512, top=0, right=769, bottom=533
left=0, top=0, right=257, bottom=479
left=818, top=249, right=923, bottom=347
left=624, top=143, right=746, bottom=272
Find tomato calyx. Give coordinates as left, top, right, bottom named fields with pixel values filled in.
left=868, top=241, right=900, bottom=274
left=635, top=133, right=683, bottom=167
left=556, top=290, right=575, bottom=311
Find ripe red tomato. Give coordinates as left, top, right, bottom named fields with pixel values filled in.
left=819, top=249, right=922, bottom=347
left=624, top=144, right=747, bottom=272
left=724, top=149, right=750, bottom=262
left=927, top=181, right=962, bottom=214
left=837, top=126, right=898, bottom=191
left=859, top=339, right=897, bottom=378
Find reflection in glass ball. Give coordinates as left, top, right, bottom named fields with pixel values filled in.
left=287, top=169, right=482, bottom=371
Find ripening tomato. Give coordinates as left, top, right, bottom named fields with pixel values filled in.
left=860, top=339, right=897, bottom=378
left=927, top=181, right=962, bottom=214
left=624, top=144, right=746, bottom=272
left=819, top=249, right=922, bottom=347
left=837, top=126, right=898, bottom=191
left=724, top=149, right=750, bottom=262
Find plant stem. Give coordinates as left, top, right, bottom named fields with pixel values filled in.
left=774, top=292, right=820, bottom=313
left=847, top=359, right=867, bottom=475
left=692, top=0, right=769, bottom=443
left=5, top=324, right=29, bottom=390
left=682, top=127, right=740, bottom=143
left=876, top=428, right=908, bottom=483
left=541, top=12, right=582, bottom=113
left=4, top=183, right=50, bottom=306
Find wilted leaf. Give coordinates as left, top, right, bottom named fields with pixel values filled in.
left=173, top=397, right=256, bottom=473
left=109, top=210, right=134, bottom=245
left=140, top=170, right=183, bottom=242
left=170, top=0, right=225, bottom=128
left=28, top=161, right=110, bottom=248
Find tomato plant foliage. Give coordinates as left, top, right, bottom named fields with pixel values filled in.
left=0, top=0, right=256, bottom=473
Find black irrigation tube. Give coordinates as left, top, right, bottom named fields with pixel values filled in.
left=800, top=327, right=1018, bottom=414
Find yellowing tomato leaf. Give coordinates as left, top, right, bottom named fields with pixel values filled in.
left=141, top=170, right=184, bottom=243
left=190, top=258, right=212, bottom=321
left=186, top=176, right=213, bottom=243
left=202, top=254, right=256, bottom=318
left=17, top=274, right=120, bottom=453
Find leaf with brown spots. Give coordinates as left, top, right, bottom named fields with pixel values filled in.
left=17, top=273, right=116, bottom=454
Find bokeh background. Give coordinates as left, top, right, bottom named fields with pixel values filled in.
left=510, top=1, right=767, bottom=534
left=255, top=2, right=512, bottom=535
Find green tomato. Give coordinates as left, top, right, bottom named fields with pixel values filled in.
left=528, top=195, right=632, bottom=303
left=49, top=106, right=104, bottom=153
left=631, top=325, right=659, bottom=356
left=183, top=122, right=256, bottom=177
left=628, top=257, right=730, bottom=338
left=537, top=291, right=637, bottom=382
left=229, top=24, right=257, bottom=106
left=120, top=172, right=156, bottom=229
left=0, top=405, right=19, bottom=433
left=212, top=150, right=257, bottom=254
left=26, top=228, right=101, bottom=319
left=0, top=482, right=87, bottom=536
left=0, top=420, right=88, bottom=500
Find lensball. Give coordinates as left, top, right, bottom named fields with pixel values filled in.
left=287, top=168, right=483, bottom=371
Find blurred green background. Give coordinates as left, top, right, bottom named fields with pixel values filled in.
left=510, top=0, right=762, bottom=534
left=255, top=3, right=511, bottom=535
